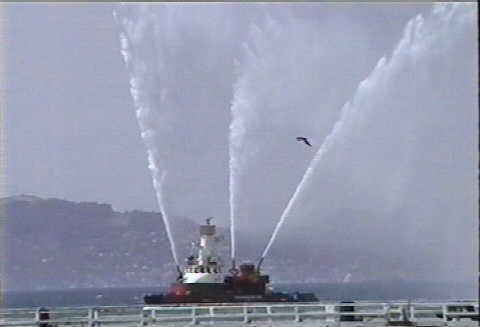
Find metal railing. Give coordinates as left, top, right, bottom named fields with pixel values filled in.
left=0, top=306, right=143, bottom=327
left=142, top=301, right=479, bottom=325
left=0, top=301, right=478, bottom=327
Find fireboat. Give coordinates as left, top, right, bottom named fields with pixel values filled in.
left=144, top=218, right=317, bottom=304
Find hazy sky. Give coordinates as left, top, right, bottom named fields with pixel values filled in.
left=4, top=3, right=433, bottom=215
left=3, top=3, right=477, bottom=281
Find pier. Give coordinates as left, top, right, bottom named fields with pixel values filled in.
left=0, top=301, right=478, bottom=327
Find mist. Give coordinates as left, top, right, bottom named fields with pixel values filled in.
left=271, top=3, right=477, bottom=282
left=57, top=2, right=478, bottom=283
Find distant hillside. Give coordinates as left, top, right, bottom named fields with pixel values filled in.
left=2, top=195, right=328, bottom=290
left=2, top=195, right=448, bottom=291
left=1, top=195, right=206, bottom=289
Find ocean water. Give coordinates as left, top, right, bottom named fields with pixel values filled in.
left=2, top=281, right=475, bottom=308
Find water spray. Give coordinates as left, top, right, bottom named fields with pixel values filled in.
left=257, top=139, right=329, bottom=268
left=255, top=23, right=382, bottom=267
left=258, top=2, right=475, bottom=269
left=176, top=265, right=183, bottom=281
left=154, top=171, right=181, bottom=270
left=228, top=78, right=244, bottom=275
left=113, top=11, right=181, bottom=277
left=256, top=257, right=264, bottom=271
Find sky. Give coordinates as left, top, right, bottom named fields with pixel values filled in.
left=4, top=3, right=433, bottom=215
left=3, top=3, right=477, bottom=281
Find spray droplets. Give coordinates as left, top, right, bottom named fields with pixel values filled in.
left=114, top=3, right=475, bottom=281
left=260, top=2, right=475, bottom=264
left=115, top=12, right=180, bottom=269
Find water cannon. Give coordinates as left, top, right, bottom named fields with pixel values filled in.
left=229, top=259, right=239, bottom=275
left=176, top=265, right=183, bottom=281
left=256, top=257, right=265, bottom=272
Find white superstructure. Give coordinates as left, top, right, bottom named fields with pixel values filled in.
left=182, top=218, right=223, bottom=283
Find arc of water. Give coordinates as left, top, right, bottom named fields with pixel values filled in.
left=228, top=166, right=236, bottom=269
left=257, top=48, right=388, bottom=268
left=113, top=10, right=181, bottom=274
left=258, top=128, right=337, bottom=267
left=228, top=72, right=249, bottom=271
left=154, top=170, right=180, bottom=271
left=258, top=2, right=473, bottom=267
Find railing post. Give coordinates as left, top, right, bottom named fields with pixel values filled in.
left=383, top=304, right=391, bottom=323
left=35, top=309, right=40, bottom=325
left=88, top=308, right=94, bottom=327
left=243, top=306, right=250, bottom=324
left=140, top=308, right=151, bottom=327
left=209, top=306, right=214, bottom=324
left=442, top=305, right=448, bottom=323
left=294, top=306, right=302, bottom=322
left=94, top=308, right=100, bottom=327
left=409, top=304, right=415, bottom=322
left=326, top=304, right=336, bottom=322
left=266, top=305, right=272, bottom=324
left=400, top=304, right=407, bottom=322
left=88, top=307, right=99, bottom=327
left=191, top=307, right=198, bottom=325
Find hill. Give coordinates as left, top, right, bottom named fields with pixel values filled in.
left=2, top=195, right=321, bottom=290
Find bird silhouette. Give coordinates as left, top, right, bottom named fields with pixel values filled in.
left=296, top=137, right=312, bottom=147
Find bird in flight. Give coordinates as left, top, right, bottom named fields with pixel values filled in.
left=296, top=137, right=312, bottom=147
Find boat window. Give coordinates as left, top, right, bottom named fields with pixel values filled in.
left=207, top=267, right=211, bottom=273
left=200, top=267, right=205, bottom=273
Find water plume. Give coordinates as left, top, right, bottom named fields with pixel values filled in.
left=228, top=72, right=251, bottom=267
left=229, top=13, right=383, bottom=263
left=260, top=2, right=476, bottom=268
left=228, top=150, right=236, bottom=267
left=115, top=5, right=260, bottom=268
left=113, top=9, right=180, bottom=268
left=154, top=170, right=180, bottom=267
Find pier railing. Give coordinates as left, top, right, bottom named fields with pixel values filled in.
left=143, top=302, right=479, bottom=325
left=0, top=301, right=478, bottom=327
left=0, top=306, right=143, bottom=327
